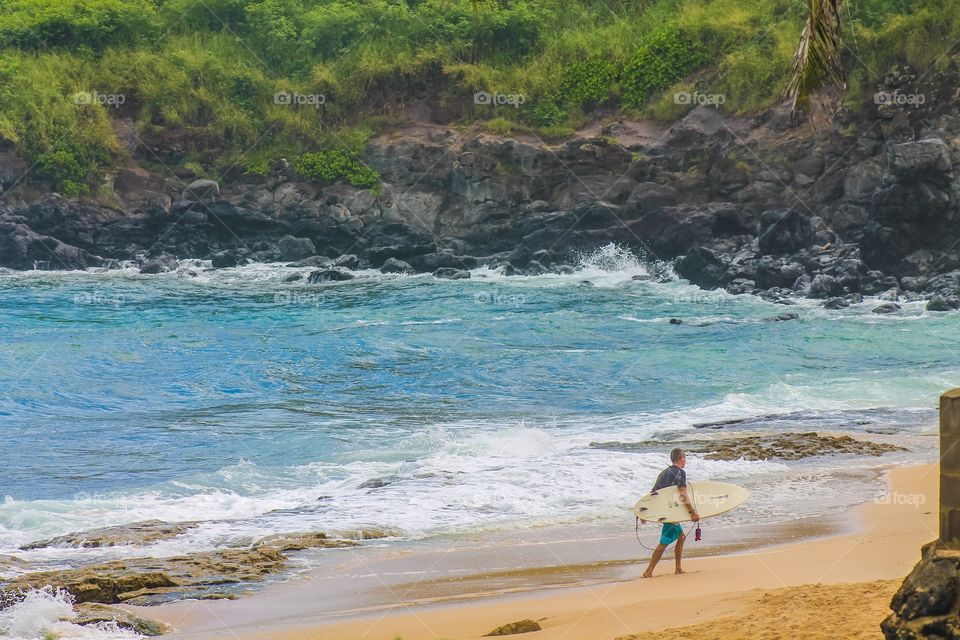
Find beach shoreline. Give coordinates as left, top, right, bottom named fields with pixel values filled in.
left=145, top=462, right=938, bottom=640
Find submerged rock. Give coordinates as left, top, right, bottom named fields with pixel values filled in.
left=358, top=475, right=400, bottom=489
left=761, top=312, right=800, bottom=322
left=873, top=302, right=902, bottom=314
left=307, top=268, right=354, bottom=283
left=433, top=267, right=471, bottom=279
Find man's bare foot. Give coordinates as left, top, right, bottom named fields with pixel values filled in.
left=642, top=571, right=653, bottom=578
left=675, top=568, right=686, bottom=574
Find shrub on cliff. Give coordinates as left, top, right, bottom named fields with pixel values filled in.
left=622, top=25, right=708, bottom=108
left=292, top=150, right=379, bottom=189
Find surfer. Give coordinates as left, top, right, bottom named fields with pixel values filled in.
left=641, top=448, right=699, bottom=577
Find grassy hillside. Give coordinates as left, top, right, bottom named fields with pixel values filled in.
left=0, top=0, right=957, bottom=194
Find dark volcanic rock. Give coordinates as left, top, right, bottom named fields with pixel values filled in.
left=927, top=295, right=960, bottom=311
left=211, top=249, right=242, bottom=269
left=873, top=302, right=902, bottom=314
left=883, top=543, right=960, bottom=639
left=0, top=219, right=98, bottom=270
left=139, top=254, right=179, bottom=274
left=676, top=247, right=727, bottom=288
left=757, top=209, right=814, bottom=255
left=433, top=267, right=471, bottom=279
left=307, top=268, right=354, bottom=283
left=380, top=257, right=415, bottom=274
left=276, top=235, right=316, bottom=261
left=761, top=312, right=800, bottom=322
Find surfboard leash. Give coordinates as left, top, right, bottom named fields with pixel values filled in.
left=634, top=517, right=699, bottom=552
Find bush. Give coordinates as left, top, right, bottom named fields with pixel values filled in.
left=530, top=101, right=566, bottom=127
left=0, top=0, right=159, bottom=51
left=557, top=56, right=620, bottom=109
left=622, top=25, right=708, bottom=108
left=292, top=150, right=379, bottom=189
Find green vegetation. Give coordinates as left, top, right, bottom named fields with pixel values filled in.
left=292, top=149, right=379, bottom=188
left=0, top=0, right=957, bottom=193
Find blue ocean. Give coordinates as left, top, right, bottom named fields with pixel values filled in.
left=0, top=244, right=954, bottom=636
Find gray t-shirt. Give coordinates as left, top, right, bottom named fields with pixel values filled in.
left=651, top=465, right=687, bottom=492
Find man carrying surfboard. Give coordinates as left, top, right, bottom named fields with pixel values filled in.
left=642, top=448, right=699, bottom=577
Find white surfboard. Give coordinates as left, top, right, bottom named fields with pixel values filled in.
left=632, top=481, right=750, bottom=523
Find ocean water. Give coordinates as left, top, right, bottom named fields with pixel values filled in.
left=0, top=244, right=955, bottom=637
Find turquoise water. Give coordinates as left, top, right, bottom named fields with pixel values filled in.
left=0, top=245, right=954, bottom=576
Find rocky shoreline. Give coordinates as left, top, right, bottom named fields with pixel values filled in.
left=1, top=65, right=960, bottom=311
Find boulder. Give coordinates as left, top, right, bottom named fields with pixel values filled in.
left=276, top=235, right=316, bottom=261
left=433, top=267, right=471, bottom=280
left=334, top=254, right=360, bottom=269
left=211, top=249, right=241, bottom=269
left=926, top=295, right=960, bottom=311
left=757, top=209, right=814, bottom=255
left=872, top=302, right=901, bottom=314
left=676, top=247, right=727, bottom=289
left=380, top=257, right=415, bottom=274
left=808, top=274, right=842, bottom=299
left=823, top=297, right=850, bottom=309
left=139, top=254, right=179, bottom=274
left=182, top=179, right=220, bottom=202
left=0, top=220, right=96, bottom=270
left=886, top=138, right=952, bottom=182
left=883, top=543, right=960, bottom=639
left=307, top=268, right=354, bottom=283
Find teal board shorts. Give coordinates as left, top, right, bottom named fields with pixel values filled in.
left=660, top=522, right=683, bottom=545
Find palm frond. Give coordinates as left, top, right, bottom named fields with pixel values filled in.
left=783, top=0, right=845, bottom=127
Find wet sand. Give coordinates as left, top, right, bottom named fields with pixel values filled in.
left=143, top=463, right=938, bottom=640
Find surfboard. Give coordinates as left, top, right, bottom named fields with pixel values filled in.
left=632, top=481, right=750, bottom=523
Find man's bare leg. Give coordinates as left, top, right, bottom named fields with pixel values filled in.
left=674, top=533, right=686, bottom=574
left=642, top=543, right=667, bottom=578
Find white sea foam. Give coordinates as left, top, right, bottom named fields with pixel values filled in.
left=0, top=588, right=141, bottom=640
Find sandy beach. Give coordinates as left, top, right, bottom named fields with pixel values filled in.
left=149, top=462, right=939, bottom=640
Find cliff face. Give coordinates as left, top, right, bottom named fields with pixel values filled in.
left=2, top=64, right=960, bottom=307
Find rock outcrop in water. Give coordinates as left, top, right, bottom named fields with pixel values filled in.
left=2, top=531, right=358, bottom=606
left=590, top=432, right=906, bottom=461
left=20, top=520, right=198, bottom=550
left=2, top=63, right=960, bottom=307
